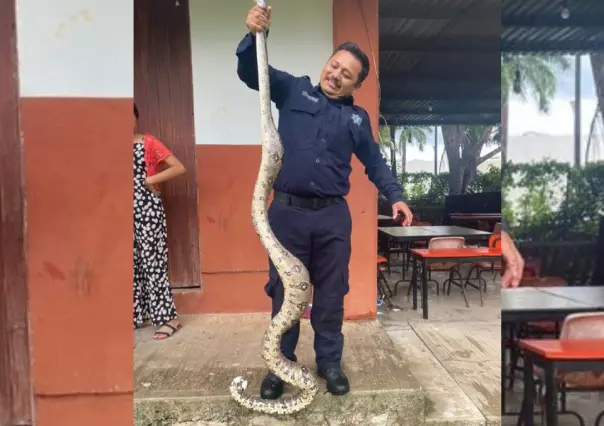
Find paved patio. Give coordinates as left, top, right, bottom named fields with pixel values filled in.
left=378, top=266, right=502, bottom=425
left=133, top=263, right=505, bottom=425
left=384, top=264, right=604, bottom=426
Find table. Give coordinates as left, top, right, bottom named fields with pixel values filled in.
left=379, top=225, right=492, bottom=241
left=408, top=247, right=501, bottom=319
left=519, top=339, right=604, bottom=426
left=449, top=213, right=501, bottom=221
left=378, top=225, right=492, bottom=286
left=501, top=287, right=604, bottom=323
left=500, top=286, right=604, bottom=418
left=537, top=286, right=604, bottom=307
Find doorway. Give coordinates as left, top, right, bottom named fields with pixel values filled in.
left=134, top=0, right=202, bottom=289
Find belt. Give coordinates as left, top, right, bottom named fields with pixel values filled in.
left=273, top=191, right=343, bottom=210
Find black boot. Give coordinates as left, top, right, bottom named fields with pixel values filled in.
left=318, top=367, right=350, bottom=395
left=259, top=372, right=284, bottom=399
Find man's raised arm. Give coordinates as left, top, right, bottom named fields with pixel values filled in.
left=235, top=6, right=297, bottom=109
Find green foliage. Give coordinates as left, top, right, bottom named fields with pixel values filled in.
left=401, top=161, right=603, bottom=243
left=503, top=160, right=604, bottom=242
left=471, top=166, right=502, bottom=193
left=400, top=165, right=502, bottom=205
left=501, top=54, right=571, bottom=110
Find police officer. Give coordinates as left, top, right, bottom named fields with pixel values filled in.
left=238, top=4, right=413, bottom=398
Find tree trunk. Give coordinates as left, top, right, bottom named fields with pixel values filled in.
left=389, top=126, right=397, bottom=178
left=501, top=98, right=509, bottom=165
left=390, top=146, right=397, bottom=178
left=591, top=53, right=604, bottom=113
left=401, top=140, right=407, bottom=175
left=442, top=125, right=465, bottom=194
left=461, top=148, right=481, bottom=193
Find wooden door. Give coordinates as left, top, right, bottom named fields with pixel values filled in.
left=0, top=0, right=34, bottom=423
left=134, top=0, right=201, bottom=288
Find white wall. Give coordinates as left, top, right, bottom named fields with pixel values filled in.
left=189, top=0, right=333, bottom=145
left=16, top=0, right=133, bottom=98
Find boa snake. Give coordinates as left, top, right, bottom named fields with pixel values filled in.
left=229, top=0, right=319, bottom=415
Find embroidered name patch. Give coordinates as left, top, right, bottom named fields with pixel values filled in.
left=302, top=90, right=319, bottom=103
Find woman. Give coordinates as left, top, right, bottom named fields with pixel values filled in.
left=133, top=103, right=186, bottom=340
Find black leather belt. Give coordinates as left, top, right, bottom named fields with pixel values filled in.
left=274, top=191, right=343, bottom=210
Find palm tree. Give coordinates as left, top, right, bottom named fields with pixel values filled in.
left=500, top=54, right=571, bottom=163
left=379, top=125, right=430, bottom=177
left=591, top=53, right=604, bottom=114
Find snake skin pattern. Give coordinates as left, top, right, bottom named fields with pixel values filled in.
left=228, top=0, right=319, bottom=415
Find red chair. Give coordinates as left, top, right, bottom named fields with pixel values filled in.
left=528, top=313, right=604, bottom=425
left=467, top=224, right=502, bottom=286
left=406, top=237, right=466, bottom=299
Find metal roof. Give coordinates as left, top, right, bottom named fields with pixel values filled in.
left=379, top=0, right=501, bottom=126
left=379, top=0, right=604, bottom=126
left=502, top=0, right=604, bottom=53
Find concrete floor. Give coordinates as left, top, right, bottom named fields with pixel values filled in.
left=382, top=264, right=604, bottom=426
left=133, top=262, right=603, bottom=425
left=133, top=264, right=502, bottom=425
left=378, top=265, right=502, bottom=425
left=134, top=314, right=428, bottom=425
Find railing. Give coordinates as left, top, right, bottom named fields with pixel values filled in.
left=518, top=240, right=598, bottom=286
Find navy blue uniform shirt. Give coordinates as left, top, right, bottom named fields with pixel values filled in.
left=236, top=32, right=404, bottom=204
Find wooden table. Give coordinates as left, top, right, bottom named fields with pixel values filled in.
left=408, top=247, right=501, bottom=319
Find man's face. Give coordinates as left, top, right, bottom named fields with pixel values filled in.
left=320, top=50, right=362, bottom=99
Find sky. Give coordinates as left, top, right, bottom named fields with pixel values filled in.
left=403, top=55, right=599, bottom=163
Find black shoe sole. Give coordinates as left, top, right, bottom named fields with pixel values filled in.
left=326, top=386, right=350, bottom=396
left=317, top=371, right=350, bottom=396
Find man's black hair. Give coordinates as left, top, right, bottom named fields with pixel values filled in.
left=333, top=41, right=370, bottom=85
left=134, top=103, right=139, bottom=120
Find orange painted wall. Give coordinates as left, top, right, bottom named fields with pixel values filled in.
left=333, top=0, right=380, bottom=320
left=185, top=0, right=379, bottom=320
left=21, top=98, right=134, bottom=426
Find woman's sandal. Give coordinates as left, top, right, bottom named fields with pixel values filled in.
left=153, top=322, right=182, bottom=341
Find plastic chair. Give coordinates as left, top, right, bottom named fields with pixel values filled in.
left=407, top=236, right=466, bottom=298
left=467, top=222, right=502, bottom=284
left=532, top=312, right=604, bottom=426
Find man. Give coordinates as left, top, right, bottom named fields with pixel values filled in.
left=501, top=219, right=524, bottom=288
left=237, top=5, right=413, bottom=398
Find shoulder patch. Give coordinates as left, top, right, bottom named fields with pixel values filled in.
left=351, top=113, right=363, bottom=126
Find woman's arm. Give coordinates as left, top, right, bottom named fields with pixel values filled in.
left=145, top=154, right=186, bottom=189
